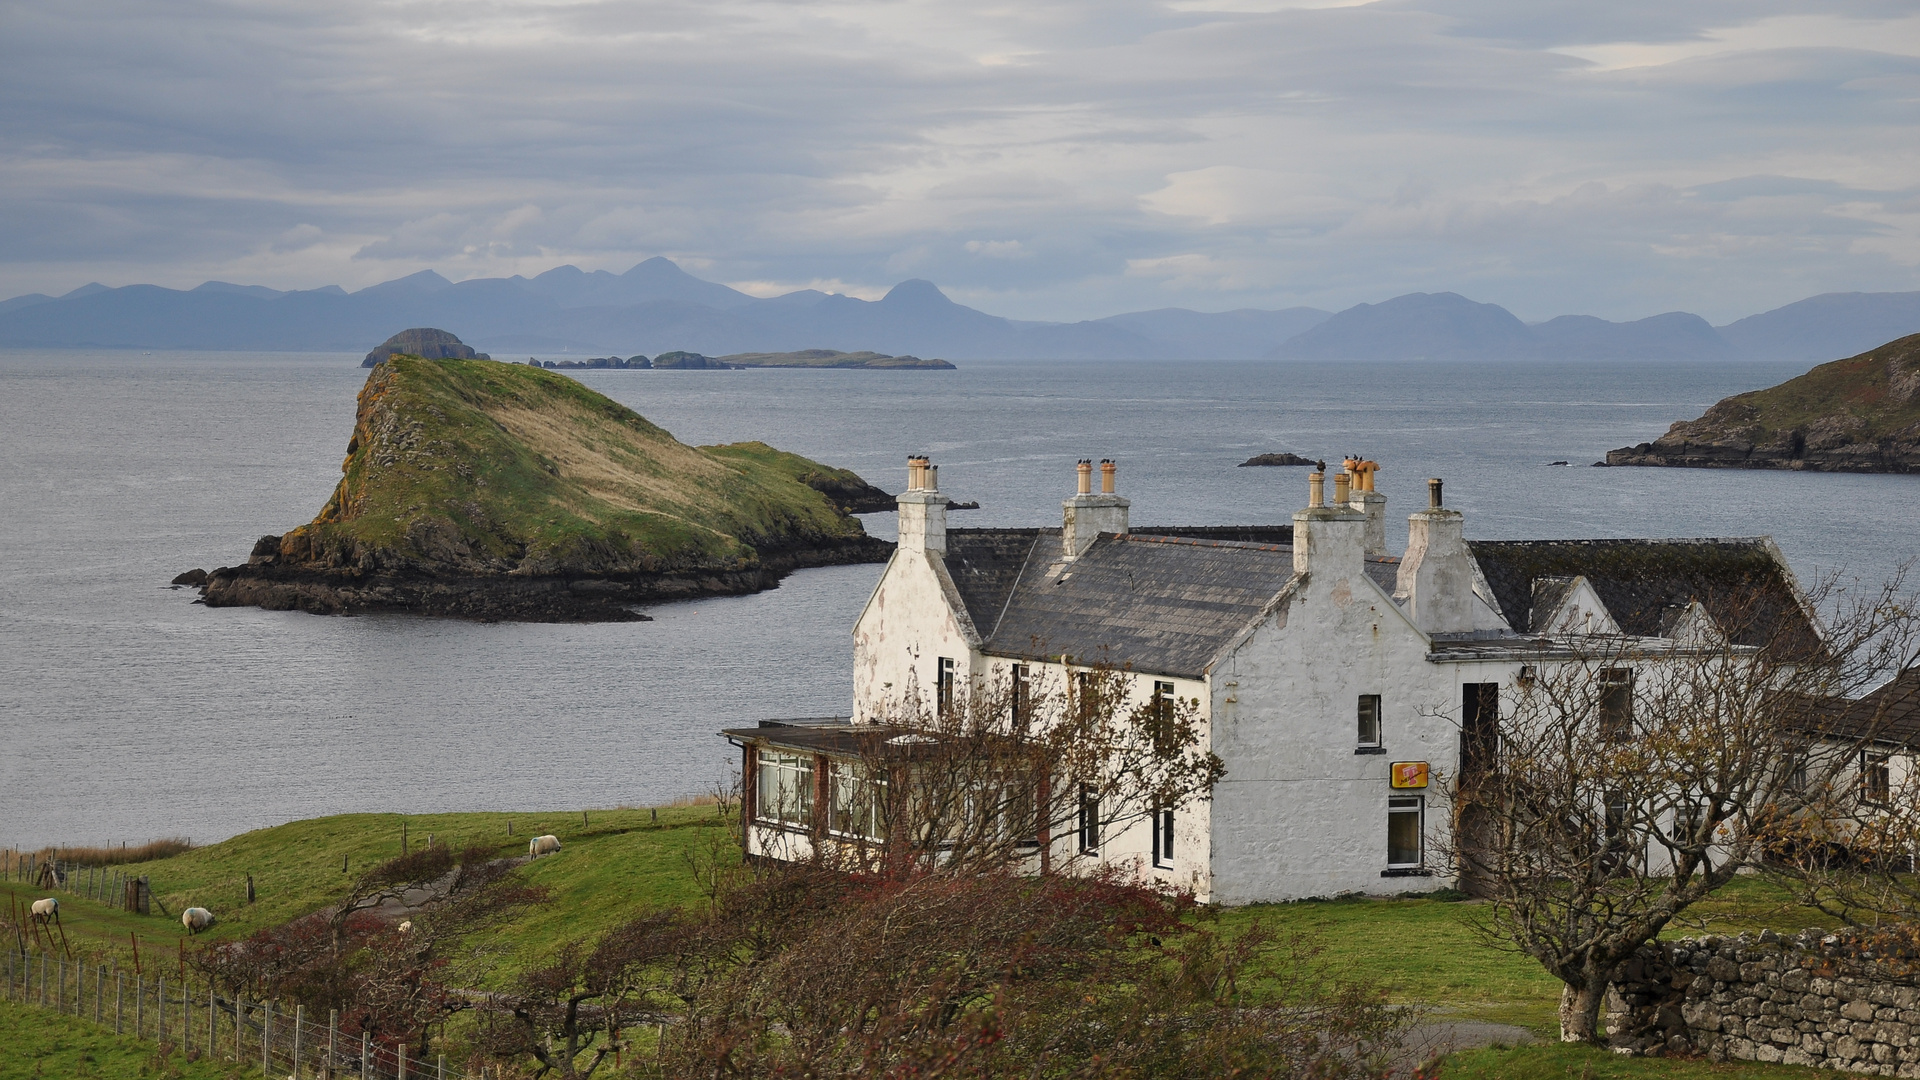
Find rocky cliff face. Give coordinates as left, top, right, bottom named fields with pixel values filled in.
left=1607, top=334, right=1920, bottom=473
left=195, top=356, right=890, bottom=620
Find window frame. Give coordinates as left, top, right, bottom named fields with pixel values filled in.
left=936, top=656, right=956, bottom=714
left=755, top=750, right=815, bottom=828
left=1598, top=668, right=1634, bottom=741
left=1357, top=694, right=1383, bottom=750
left=1010, top=663, right=1030, bottom=731
left=1152, top=802, right=1175, bottom=869
left=1078, top=784, right=1101, bottom=856
left=1386, top=794, right=1424, bottom=870
left=827, top=759, right=887, bottom=842
left=1862, top=752, right=1892, bottom=806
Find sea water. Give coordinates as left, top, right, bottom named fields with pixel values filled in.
left=2, top=351, right=1915, bottom=846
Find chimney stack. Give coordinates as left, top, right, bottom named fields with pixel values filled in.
left=1395, top=477, right=1491, bottom=634
left=1062, top=457, right=1129, bottom=559
left=1344, top=456, right=1387, bottom=556
left=1293, top=467, right=1366, bottom=579
left=897, top=454, right=950, bottom=555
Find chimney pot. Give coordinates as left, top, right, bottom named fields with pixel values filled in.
left=1308, top=468, right=1326, bottom=508
left=1428, top=478, right=1443, bottom=509
left=1100, top=459, right=1116, bottom=494
left=1076, top=459, right=1093, bottom=495
left=1333, top=470, right=1351, bottom=504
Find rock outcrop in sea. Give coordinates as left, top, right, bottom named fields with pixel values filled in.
left=192, top=355, right=892, bottom=620
left=1607, top=333, right=1920, bottom=474
left=363, top=328, right=490, bottom=368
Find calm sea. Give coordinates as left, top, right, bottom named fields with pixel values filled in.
left=2, top=351, right=1915, bottom=847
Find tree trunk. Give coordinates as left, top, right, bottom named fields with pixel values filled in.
left=1559, top=979, right=1608, bottom=1044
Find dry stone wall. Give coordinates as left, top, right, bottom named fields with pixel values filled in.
left=1608, top=928, right=1920, bottom=1075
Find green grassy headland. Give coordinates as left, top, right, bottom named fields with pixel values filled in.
left=271, top=356, right=880, bottom=576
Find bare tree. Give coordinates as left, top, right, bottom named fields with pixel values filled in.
left=817, top=658, right=1224, bottom=878
left=1446, top=571, right=1920, bottom=1044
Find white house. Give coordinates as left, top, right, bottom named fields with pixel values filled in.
left=723, top=455, right=1819, bottom=903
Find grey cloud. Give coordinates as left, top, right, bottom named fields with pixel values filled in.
left=0, top=0, right=1917, bottom=322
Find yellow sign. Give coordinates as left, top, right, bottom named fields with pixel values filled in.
left=1391, top=761, right=1430, bottom=789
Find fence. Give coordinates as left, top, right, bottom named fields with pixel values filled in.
left=4, top=854, right=154, bottom=913
left=3, top=948, right=466, bottom=1079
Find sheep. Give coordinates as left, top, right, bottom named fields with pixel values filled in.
left=397, top=920, right=413, bottom=934
left=182, top=907, right=216, bottom=935
left=29, top=897, right=58, bottom=923
left=528, top=834, right=561, bottom=858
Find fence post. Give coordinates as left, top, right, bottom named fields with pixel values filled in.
left=159, top=976, right=167, bottom=1046
left=57, top=956, right=65, bottom=1014
left=437, top=1054, right=445, bottom=1080
left=184, top=980, right=193, bottom=1055
left=264, top=1000, right=274, bottom=1077
left=398, top=1043, right=409, bottom=1080
left=116, top=970, right=123, bottom=1034
left=237, top=996, right=246, bottom=1065
left=96, top=964, right=104, bottom=1023
left=209, top=982, right=217, bottom=1059
left=294, top=1004, right=305, bottom=1080
left=361, top=1029, right=371, bottom=1080
left=136, top=974, right=144, bottom=1038
left=329, top=1010, right=339, bottom=1080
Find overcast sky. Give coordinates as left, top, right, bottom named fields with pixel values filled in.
left=3, top=0, right=1917, bottom=322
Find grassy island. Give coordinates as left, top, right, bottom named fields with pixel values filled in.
left=194, top=356, right=891, bottom=620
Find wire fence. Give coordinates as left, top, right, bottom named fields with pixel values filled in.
left=3, top=854, right=156, bottom=913
left=4, top=948, right=472, bottom=1080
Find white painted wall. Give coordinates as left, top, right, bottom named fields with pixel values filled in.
left=852, top=544, right=980, bottom=723
left=1206, top=562, right=1518, bottom=903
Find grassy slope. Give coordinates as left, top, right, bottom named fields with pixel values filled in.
left=277, top=357, right=869, bottom=575
left=1680, top=333, right=1920, bottom=442
left=2, top=807, right=734, bottom=970
left=0, top=1002, right=246, bottom=1080
left=5, top=811, right=1848, bottom=1079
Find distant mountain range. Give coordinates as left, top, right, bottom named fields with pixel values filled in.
left=1, top=257, right=1915, bottom=363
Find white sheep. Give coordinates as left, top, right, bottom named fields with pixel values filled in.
left=397, top=920, right=413, bottom=934
left=182, top=907, right=216, bottom=935
left=29, top=897, right=58, bottom=923
left=528, top=834, right=561, bottom=858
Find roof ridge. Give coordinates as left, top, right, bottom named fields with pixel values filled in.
left=1122, top=533, right=1291, bottom=553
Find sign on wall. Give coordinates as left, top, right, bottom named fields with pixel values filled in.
left=1390, top=761, right=1430, bottom=789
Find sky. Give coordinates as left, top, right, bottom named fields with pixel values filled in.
left=3, top=0, right=1918, bottom=323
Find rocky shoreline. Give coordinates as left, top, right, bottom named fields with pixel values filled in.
left=184, top=533, right=891, bottom=622
left=1605, top=333, right=1920, bottom=474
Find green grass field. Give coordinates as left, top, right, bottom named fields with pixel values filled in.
left=1, top=808, right=1850, bottom=1078
left=0, top=999, right=244, bottom=1080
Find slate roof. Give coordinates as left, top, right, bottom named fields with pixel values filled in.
left=942, top=529, right=1044, bottom=637
left=973, top=532, right=1300, bottom=679
left=1832, top=666, right=1920, bottom=747
left=1467, top=538, right=1818, bottom=652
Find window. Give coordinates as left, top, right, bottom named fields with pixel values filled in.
left=1862, top=753, right=1892, bottom=806
left=937, top=657, right=956, bottom=714
left=756, top=751, right=814, bottom=826
left=1604, top=789, right=1630, bottom=837
left=1462, top=684, right=1499, bottom=775
left=1153, top=681, right=1175, bottom=723
left=1673, top=798, right=1706, bottom=839
left=1078, top=785, right=1101, bottom=855
left=1387, top=795, right=1423, bottom=869
left=1010, top=663, right=1030, bottom=731
left=1152, top=803, right=1175, bottom=868
left=1599, top=669, right=1634, bottom=740
left=1357, top=695, right=1383, bottom=749
left=828, top=760, right=886, bottom=841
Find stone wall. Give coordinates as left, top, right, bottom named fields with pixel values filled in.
left=1608, top=928, right=1920, bottom=1075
